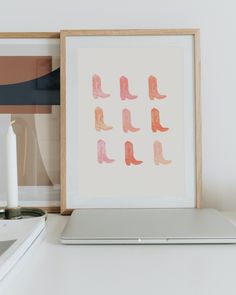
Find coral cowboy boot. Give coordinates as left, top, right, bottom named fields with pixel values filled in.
left=92, top=74, right=110, bottom=99
left=97, top=139, right=115, bottom=164
left=151, top=108, right=169, bottom=133
left=153, top=140, right=171, bottom=165
left=120, top=76, right=138, bottom=100
left=122, top=108, right=140, bottom=133
left=95, top=107, right=113, bottom=131
left=125, top=141, right=143, bottom=166
left=148, top=75, right=166, bottom=100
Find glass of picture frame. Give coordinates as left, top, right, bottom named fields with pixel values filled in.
left=60, top=29, right=201, bottom=214
left=0, top=33, right=60, bottom=212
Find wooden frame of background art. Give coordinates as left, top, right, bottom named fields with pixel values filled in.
left=60, top=29, right=201, bottom=215
left=0, top=32, right=60, bottom=213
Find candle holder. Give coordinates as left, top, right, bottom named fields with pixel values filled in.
left=5, top=207, right=22, bottom=220
left=0, top=207, right=47, bottom=220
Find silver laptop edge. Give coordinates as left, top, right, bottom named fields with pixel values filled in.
left=60, top=209, right=236, bottom=244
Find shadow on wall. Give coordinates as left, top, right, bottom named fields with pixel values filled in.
left=202, top=182, right=236, bottom=211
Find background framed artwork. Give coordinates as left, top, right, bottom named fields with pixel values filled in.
left=0, top=32, right=60, bottom=213
left=60, top=29, right=201, bottom=214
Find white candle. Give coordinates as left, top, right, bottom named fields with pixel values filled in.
left=6, top=121, right=19, bottom=208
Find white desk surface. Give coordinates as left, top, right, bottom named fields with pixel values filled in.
left=1, top=212, right=236, bottom=295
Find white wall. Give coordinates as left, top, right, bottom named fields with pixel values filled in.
left=1, top=0, right=236, bottom=210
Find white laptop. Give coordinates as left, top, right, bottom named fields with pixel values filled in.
left=60, top=208, right=236, bottom=244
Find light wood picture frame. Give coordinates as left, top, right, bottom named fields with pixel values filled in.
left=0, top=32, right=60, bottom=213
left=60, top=29, right=201, bottom=214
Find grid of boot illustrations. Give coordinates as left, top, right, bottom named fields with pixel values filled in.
left=93, top=74, right=171, bottom=166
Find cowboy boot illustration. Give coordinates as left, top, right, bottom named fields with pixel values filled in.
left=125, top=141, right=143, bottom=166
left=120, top=76, right=138, bottom=100
left=92, top=74, right=110, bottom=99
left=151, top=108, right=169, bottom=133
left=153, top=140, right=171, bottom=165
left=148, top=75, right=166, bottom=100
left=97, top=139, right=115, bottom=164
left=95, top=107, right=113, bottom=131
left=122, top=108, right=140, bottom=133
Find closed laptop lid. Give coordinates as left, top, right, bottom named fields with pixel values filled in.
left=60, top=209, right=236, bottom=244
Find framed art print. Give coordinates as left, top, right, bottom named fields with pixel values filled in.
left=60, top=29, right=201, bottom=214
left=0, top=33, right=60, bottom=212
